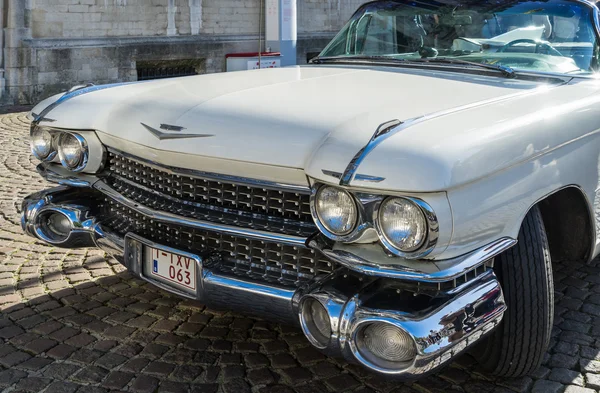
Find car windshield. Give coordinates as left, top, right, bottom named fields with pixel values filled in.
left=318, top=0, right=599, bottom=75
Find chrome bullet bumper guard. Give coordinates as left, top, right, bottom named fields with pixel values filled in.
left=22, top=186, right=507, bottom=378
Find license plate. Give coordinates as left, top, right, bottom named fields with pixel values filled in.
left=146, top=246, right=197, bottom=291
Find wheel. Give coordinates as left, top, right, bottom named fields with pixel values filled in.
left=472, top=205, right=554, bottom=377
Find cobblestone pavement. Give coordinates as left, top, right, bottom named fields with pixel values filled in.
left=1, top=111, right=600, bottom=393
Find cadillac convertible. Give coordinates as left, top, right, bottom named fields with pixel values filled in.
left=21, top=0, right=600, bottom=379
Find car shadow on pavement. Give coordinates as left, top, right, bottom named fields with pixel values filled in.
left=1, top=238, right=600, bottom=393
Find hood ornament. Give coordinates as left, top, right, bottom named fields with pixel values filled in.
left=141, top=123, right=214, bottom=140
left=160, top=123, right=186, bottom=131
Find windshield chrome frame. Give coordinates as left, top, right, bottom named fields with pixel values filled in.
left=314, top=0, right=600, bottom=78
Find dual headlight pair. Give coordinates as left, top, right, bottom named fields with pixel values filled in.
left=312, top=185, right=435, bottom=257
left=31, top=127, right=88, bottom=172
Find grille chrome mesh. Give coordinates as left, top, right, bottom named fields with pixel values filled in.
left=102, top=199, right=335, bottom=287
left=101, top=151, right=335, bottom=287
left=105, top=151, right=314, bottom=236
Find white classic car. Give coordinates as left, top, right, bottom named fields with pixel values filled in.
left=21, top=0, right=600, bottom=379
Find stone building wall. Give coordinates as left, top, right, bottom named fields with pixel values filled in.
left=4, top=0, right=367, bottom=104
left=298, top=0, right=365, bottom=33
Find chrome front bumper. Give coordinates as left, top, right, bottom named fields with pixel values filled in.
left=22, top=185, right=508, bottom=378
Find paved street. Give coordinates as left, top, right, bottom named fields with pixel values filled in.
left=1, top=111, right=600, bottom=393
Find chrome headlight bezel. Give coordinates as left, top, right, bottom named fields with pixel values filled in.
left=373, top=196, right=438, bottom=258
left=310, top=182, right=439, bottom=259
left=310, top=185, right=366, bottom=242
left=30, top=126, right=57, bottom=162
left=30, top=124, right=105, bottom=174
left=57, top=132, right=89, bottom=172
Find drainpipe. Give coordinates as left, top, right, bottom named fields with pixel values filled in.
left=0, top=1, right=5, bottom=98
left=265, top=0, right=297, bottom=67
left=167, top=0, right=177, bottom=36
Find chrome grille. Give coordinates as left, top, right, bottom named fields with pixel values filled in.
left=105, top=151, right=314, bottom=236
left=102, top=198, right=335, bottom=287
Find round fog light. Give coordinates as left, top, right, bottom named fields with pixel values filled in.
left=58, top=133, right=87, bottom=171
left=48, top=213, right=71, bottom=237
left=37, top=212, right=72, bottom=243
left=300, top=298, right=331, bottom=349
left=358, top=323, right=416, bottom=365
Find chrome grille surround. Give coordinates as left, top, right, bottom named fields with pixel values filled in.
left=105, top=150, right=314, bottom=235
left=102, top=198, right=335, bottom=287
left=101, top=150, right=336, bottom=287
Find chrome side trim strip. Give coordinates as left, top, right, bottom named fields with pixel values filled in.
left=67, top=83, right=95, bottom=93
left=32, top=82, right=134, bottom=126
left=107, top=147, right=311, bottom=194
left=309, top=236, right=516, bottom=282
left=340, top=120, right=401, bottom=186
left=340, top=85, right=563, bottom=187
left=94, top=180, right=309, bottom=247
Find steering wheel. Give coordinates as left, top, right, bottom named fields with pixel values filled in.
left=498, top=39, right=563, bottom=57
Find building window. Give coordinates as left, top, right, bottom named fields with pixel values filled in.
left=136, top=60, right=205, bottom=81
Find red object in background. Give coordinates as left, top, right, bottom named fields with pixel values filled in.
left=225, top=52, right=281, bottom=58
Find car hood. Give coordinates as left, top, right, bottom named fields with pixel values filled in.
left=33, top=65, right=558, bottom=190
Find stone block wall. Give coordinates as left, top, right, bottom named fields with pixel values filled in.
left=30, top=0, right=363, bottom=39
left=298, top=0, right=365, bottom=33
left=31, top=0, right=267, bottom=38
left=5, top=0, right=367, bottom=104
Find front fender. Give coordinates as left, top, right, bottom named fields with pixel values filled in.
left=445, top=132, right=600, bottom=259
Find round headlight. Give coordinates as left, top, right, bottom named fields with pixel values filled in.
left=58, top=133, right=87, bottom=171
left=300, top=297, right=331, bottom=348
left=378, top=198, right=427, bottom=253
left=315, top=186, right=358, bottom=236
left=31, top=128, right=54, bottom=160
